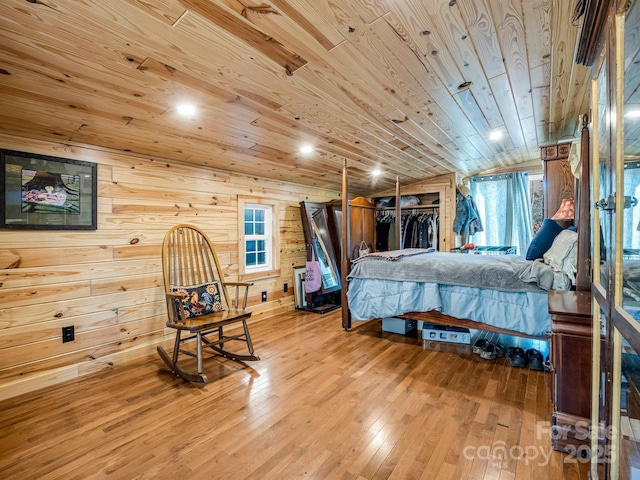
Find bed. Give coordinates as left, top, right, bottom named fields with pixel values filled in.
left=346, top=249, right=571, bottom=337
left=339, top=116, right=591, bottom=338
left=344, top=218, right=584, bottom=339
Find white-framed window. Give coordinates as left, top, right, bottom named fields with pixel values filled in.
left=244, top=203, right=272, bottom=271
left=238, top=196, right=279, bottom=280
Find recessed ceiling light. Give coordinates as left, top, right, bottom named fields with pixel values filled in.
left=300, top=144, right=313, bottom=154
left=457, top=81, right=472, bottom=91
left=176, top=104, right=196, bottom=116
left=489, top=129, right=503, bottom=141
left=372, top=169, right=381, bottom=177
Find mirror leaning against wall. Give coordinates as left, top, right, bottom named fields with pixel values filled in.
left=299, top=201, right=341, bottom=313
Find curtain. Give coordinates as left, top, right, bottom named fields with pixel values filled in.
left=624, top=162, right=640, bottom=249
left=470, top=172, right=533, bottom=255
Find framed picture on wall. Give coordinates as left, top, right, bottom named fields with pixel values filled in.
left=0, top=149, right=97, bottom=230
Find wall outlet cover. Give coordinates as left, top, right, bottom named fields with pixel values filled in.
left=62, top=325, right=75, bottom=343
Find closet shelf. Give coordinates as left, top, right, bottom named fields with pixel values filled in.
left=375, top=203, right=440, bottom=210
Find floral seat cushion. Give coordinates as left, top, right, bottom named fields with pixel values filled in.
left=171, top=282, right=224, bottom=318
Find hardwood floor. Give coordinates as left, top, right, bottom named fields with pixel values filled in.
left=0, top=309, right=590, bottom=479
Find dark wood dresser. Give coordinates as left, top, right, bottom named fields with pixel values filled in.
left=547, top=289, right=592, bottom=459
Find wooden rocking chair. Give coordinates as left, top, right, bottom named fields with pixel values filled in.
left=157, top=224, right=259, bottom=383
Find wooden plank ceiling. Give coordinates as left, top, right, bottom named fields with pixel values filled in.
left=0, top=0, right=590, bottom=196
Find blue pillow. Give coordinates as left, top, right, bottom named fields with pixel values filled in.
left=526, top=219, right=563, bottom=260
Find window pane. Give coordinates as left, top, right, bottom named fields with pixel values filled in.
left=242, top=203, right=273, bottom=272
left=623, top=165, right=640, bottom=249
left=470, top=173, right=532, bottom=255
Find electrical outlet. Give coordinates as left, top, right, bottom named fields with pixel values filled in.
left=283, top=283, right=288, bottom=293
left=62, top=325, right=75, bottom=343
left=261, top=291, right=267, bottom=302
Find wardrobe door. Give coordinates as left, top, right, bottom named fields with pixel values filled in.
left=591, top=56, right=608, bottom=476
left=589, top=1, right=640, bottom=476
left=326, top=197, right=375, bottom=265
left=619, top=0, right=640, bottom=330
left=609, top=0, right=640, bottom=476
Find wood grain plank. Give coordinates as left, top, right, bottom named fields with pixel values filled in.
left=0, top=281, right=91, bottom=310
left=422, top=0, right=502, bottom=129
left=223, top=0, right=343, bottom=51
left=130, top=0, right=187, bottom=25
left=0, top=246, right=113, bottom=270
left=178, top=0, right=307, bottom=73
left=0, top=287, right=164, bottom=327
left=490, top=74, right=527, bottom=149
left=457, top=0, right=505, bottom=80
left=490, top=0, right=535, bottom=121
left=0, top=259, right=161, bottom=289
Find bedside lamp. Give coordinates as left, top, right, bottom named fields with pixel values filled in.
left=551, top=198, right=575, bottom=227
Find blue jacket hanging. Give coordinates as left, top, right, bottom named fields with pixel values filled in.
left=453, top=192, right=479, bottom=237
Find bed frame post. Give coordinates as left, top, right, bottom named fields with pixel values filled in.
left=341, top=160, right=351, bottom=330
left=575, top=113, right=591, bottom=291
left=395, top=176, right=401, bottom=249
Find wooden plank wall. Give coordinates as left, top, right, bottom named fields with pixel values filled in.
left=0, top=133, right=340, bottom=401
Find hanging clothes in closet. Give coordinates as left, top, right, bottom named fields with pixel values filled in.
left=401, top=209, right=439, bottom=249
left=375, top=209, right=439, bottom=251
left=375, top=210, right=395, bottom=251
